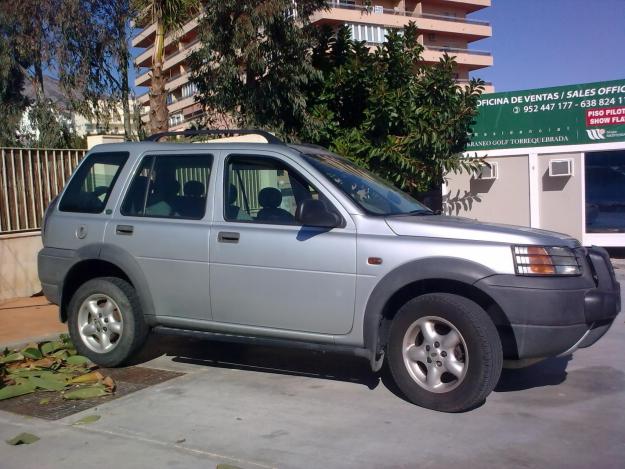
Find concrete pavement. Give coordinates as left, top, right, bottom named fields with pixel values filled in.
left=0, top=270, right=623, bottom=468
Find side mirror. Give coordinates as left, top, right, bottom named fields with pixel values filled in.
left=296, top=199, right=341, bottom=228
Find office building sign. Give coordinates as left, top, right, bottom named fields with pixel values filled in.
left=468, top=79, right=625, bottom=150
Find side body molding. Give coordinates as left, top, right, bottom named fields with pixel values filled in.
left=362, top=257, right=496, bottom=359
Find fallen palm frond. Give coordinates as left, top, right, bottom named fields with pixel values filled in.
left=0, top=334, right=115, bottom=401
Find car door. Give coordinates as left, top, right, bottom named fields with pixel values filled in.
left=209, top=150, right=357, bottom=335
left=103, top=151, right=214, bottom=320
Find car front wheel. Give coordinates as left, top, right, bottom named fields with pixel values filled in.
left=387, top=293, right=502, bottom=412
left=67, top=277, right=148, bottom=367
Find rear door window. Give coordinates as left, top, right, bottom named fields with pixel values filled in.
left=121, top=154, right=213, bottom=220
left=59, top=152, right=129, bottom=213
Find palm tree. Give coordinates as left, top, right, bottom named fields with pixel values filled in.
left=133, top=0, right=199, bottom=134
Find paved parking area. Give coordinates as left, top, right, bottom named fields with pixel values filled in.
left=1, top=270, right=623, bottom=468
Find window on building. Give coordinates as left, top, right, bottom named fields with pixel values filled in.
left=168, top=113, right=184, bottom=127
left=585, top=150, right=625, bottom=233
left=427, top=33, right=436, bottom=42
left=181, top=82, right=198, bottom=99
left=121, top=154, right=213, bottom=220
left=59, top=152, right=129, bottom=213
left=347, top=22, right=388, bottom=44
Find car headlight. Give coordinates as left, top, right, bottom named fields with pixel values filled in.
left=512, top=246, right=581, bottom=276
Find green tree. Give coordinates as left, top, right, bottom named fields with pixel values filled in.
left=304, top=24, right=484, bottom=195
left=189, top=0, right=326, bottom=137
left=74, top=0, right=137, bottom=140
left=133, top=0, right=201, bottom=134
left=0, top=29, right=28, bottom=146
left=0, top=0, right=117, bottom=147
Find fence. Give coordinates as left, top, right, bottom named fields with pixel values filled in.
left=0, top=148, right=86, bottom=234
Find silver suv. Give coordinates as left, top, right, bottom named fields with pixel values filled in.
left=38, top=130, right=621, bottom=412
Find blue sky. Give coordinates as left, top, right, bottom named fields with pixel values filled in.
left=469, top=0, right=625, bottom=92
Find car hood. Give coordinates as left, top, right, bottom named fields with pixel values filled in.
left=385, top=215, right=580, bottom=247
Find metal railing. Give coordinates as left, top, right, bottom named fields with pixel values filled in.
left=325, top=1, right=490, bottom=26
left=0, top=148, right=86, bottom=234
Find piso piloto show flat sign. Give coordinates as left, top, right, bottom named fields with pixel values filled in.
left=467, top=79, right=625, bottom=150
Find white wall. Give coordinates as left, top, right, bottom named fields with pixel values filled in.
left=444, top=155, right=530, bottom=226
left=537, top=152, right=583, bottom=240
left=0, top=233, right=42, bottom=301
left=444, top=141, right=625, bottom=247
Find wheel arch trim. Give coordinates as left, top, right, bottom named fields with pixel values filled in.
left=362, top=257, right=496, bottom=366
left=58, top=243, right=155, bottom=323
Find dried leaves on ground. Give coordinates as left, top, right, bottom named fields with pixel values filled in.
left=0, top=334, right=115, bottom=402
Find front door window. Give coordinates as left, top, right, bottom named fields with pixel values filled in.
left=223, top=155, right=339, bottom=224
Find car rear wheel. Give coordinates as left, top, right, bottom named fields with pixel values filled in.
left=68, top=277, right=148, bottom=367
left=387, top=293, right=502, bottom=412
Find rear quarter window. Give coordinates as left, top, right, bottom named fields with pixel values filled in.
left=59, top=152, right=129, bottom=213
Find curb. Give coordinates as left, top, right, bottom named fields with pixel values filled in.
left=0, top=332, right=68, bottom=351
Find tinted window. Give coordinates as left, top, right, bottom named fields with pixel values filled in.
left=585, top=150, right=625, bottom=233
left=224, top=155, right=339, bottom=225
left=121, top=154, right=212, bottom=220
left=59, top=152, right=129, bottom=213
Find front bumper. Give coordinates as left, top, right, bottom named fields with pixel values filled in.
left=475, top=246, right=620, bottom=359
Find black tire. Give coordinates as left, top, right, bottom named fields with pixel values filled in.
left=387, top=293, right=502, bottom=412
left=67, top=277, right=148, bottom=367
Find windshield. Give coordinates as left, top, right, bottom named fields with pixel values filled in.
left=302, top=153, right=432, bottom=216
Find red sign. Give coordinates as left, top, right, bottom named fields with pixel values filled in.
left=586, top=106, right=625, bottom=126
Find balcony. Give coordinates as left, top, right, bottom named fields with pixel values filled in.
left=313, top=1, right=491, bottom=41
left=135, top=41, right=201, bottom=87
left=132, top=18, right=200, bottom=50
left=167, top=95, right=196, bottom=114
left=137, top=72, right=192, bottom=105
left=424, top=0, right=491, bottom=14
left=422, top=45, right=492, bottom=70
left=132, top=23, right=156, bottom=48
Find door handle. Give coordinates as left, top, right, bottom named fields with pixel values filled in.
left=218, top=231, right=240, bottom=243
left=116, top=224, right=134, bottom=235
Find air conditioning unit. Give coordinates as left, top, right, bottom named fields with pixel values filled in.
left=549, top=159, right=574, bottom=177
left=477, top=162, right=498, bottom=180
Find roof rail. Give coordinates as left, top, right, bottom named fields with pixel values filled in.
left=144, top=129, right=284, bottom=144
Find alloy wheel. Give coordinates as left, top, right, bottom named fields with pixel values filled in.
left=77, top=294, right=124, bottom=353
left=401, top=315, right=469, bottom=393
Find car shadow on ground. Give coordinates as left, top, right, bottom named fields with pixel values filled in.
left=131, top=333, right=381, bottom=390
left=130, top=333, right=574, bottom=404
left=495, top=356, right=571, bottom=392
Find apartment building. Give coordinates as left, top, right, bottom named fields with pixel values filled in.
left=132, top=0, right=493, bottom=130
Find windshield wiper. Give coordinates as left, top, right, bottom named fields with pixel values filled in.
left=388, top=209, right=434, bottom=217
